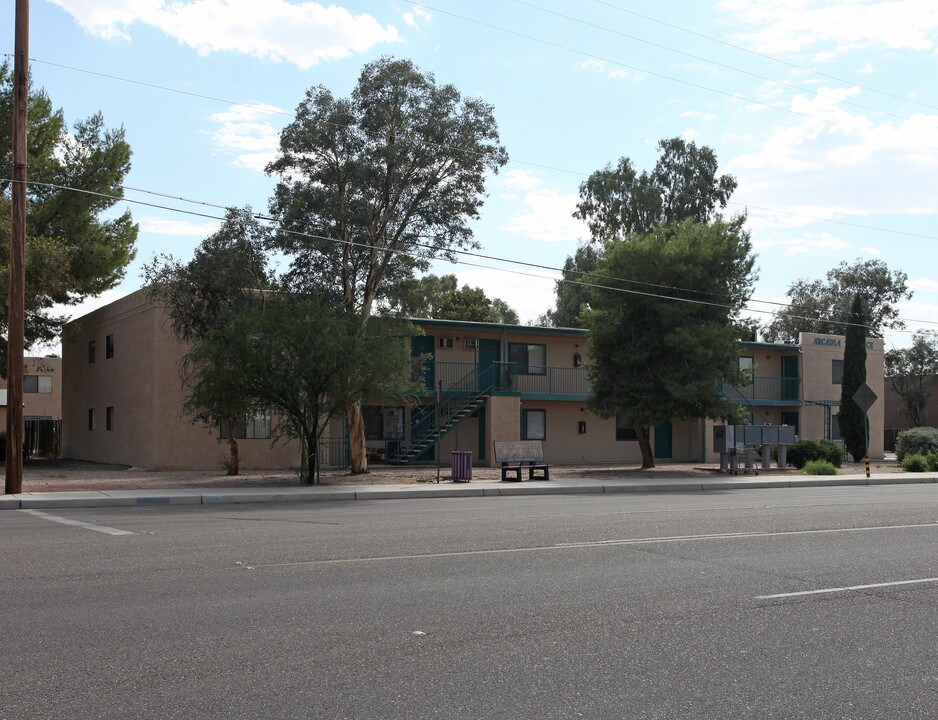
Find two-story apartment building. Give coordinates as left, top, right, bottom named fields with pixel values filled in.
left=60, top=291, right=885, bottom=470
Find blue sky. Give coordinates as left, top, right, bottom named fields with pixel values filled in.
left=18, top=0, right=938, bottom=353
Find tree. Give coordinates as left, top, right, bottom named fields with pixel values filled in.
left=544, top=138, right=738, bottom=329
left=266, top=56, right=508, bottom=473
left=192, top=296, right=419, bottom=484
left=763, top=259, right=911, bottom=342
left=573, top=137, right=737, bottom=240
left=587, top=218, right=756, bottom=468
left=885, top=331, right=938, bottom=428
left=383, top=273, right=519, bottom=323
left=539, top=244, right=602, bottom=328
left=838, top=294, right=869, bottom=461
left=0, top=63, right=137, bottom=362
left=142, top=207, right=272, bottom=474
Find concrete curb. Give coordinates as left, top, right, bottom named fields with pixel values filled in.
left=4, top=473, right=938, bottom=510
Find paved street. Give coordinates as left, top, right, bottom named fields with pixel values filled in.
left=4, top=485, right=938, bottom=719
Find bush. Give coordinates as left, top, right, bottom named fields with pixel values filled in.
left=787, top=439, right=843, bottom=469
left=895, top=427, right=938, bottom=461
left=801, top=460, right=839, bottom=475
left=926, top=453, right=938, bottom=472
left=901, top=453, right=929, bottom=472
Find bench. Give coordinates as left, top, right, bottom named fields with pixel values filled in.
left=493, top=440, right=550, bottom=482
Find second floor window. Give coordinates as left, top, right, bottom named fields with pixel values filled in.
left=832, top=359, right=844, bottom=385
left=106, top=334, right=115, bottom=359
left=24, top=375, right=52, bottom=393
left=509, top=343, right=546, bottom=375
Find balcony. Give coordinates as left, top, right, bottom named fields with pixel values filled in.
left=719, top=376, right=801, bottom=405
left=419, top=361, right=589, bottom=400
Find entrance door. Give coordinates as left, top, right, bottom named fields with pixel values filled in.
left=412, top=335, right=435, bottom=392
left=654, top=420, right=673, bottom=459
left=780, top=355, right=799, bottom=401
left=478, top=339, right=500, bottom=392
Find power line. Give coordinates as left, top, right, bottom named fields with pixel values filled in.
left=510, top=0, right=935, bottom=130
left=11, top=176, right=936, bottom=333
left=590, top=0, right=938, bottom=115
left=402, top=1, right=938, bottom=153
left=22, top=56, right=938, bottom=243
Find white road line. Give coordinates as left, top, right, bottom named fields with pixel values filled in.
left=756, top=577, right=938, bottom=600
left=20, top=509, right=136, bottom=536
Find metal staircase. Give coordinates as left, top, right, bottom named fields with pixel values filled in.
left=387, top=364, right=497, bottom=465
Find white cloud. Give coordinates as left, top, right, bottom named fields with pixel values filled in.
left=140, top=217, right=221, bottom=237
left=208, top=103, right=283, bottom=171
left=725, top=87, right=938, bottom=222
left=442, top=266, right=559, bottom=325
left=858, top=63, right=875, bottom=75
left=861, top=246, right=882, bottom=255
left=49, top=0, right=401, bottom=68
left=909, top=277, right=938, bottom=293
left=718, top=0, right=938, bottom=54
left=402, top=5, right=431, bottom=28
left=681, top=111, right=716, bottom=122
left=498, top=173, right=586, bottom=244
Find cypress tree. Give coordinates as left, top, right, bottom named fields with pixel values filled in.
left=839, top=294, right=869, bottom=461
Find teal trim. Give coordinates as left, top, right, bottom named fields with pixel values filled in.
left=520, top=393, right=589, bottom=402
left=409, top=317, right=588, bottom=337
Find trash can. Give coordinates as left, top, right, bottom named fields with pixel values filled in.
left=451, top=450, right=472, bottom=482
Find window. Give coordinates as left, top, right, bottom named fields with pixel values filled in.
left=522, top=409, right=546, bottom=440
left=615, top=415, right=649, bottom=442
left=88, top=408, right=95, bottom=431
left=106, top=406, right=114, bottom=431
left=106, top=334, right=114, bottom=359
left=438, top=337, right=454, bottom=348
left=831, top=413, right=842, bottom=440
left=463, top=339, right=478, bottom=350
left=24, top=375, right=52, bottom=393
left=88, top=340, right=96, bottom=364
left=509, top=343, right=546, bottom=375
left=364, top=406, right=404, bottom=440
left=220, top=413, right=271, bottom=440
left=832, top=359, right=844, bottom=385
left=738, top=356, right=754, bottom=385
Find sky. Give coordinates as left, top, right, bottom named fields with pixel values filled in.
left=13, top=0, right=938, bottom=355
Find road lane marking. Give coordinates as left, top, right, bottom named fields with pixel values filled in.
left=255, top=520, right=938, bottom=567
left=756, top=577, right=938, bottom=599
left=20, top=509, right=136, bottom=536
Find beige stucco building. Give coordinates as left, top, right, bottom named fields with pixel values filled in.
left=61, top=292, right=885, bottom=470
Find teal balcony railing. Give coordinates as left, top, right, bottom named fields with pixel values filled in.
left=719, top=375, right=800, bottom=404
left=416, top=361, right=589, bottom=398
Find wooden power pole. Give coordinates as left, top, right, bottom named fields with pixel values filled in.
left=6, top=0, right=28, bottom=495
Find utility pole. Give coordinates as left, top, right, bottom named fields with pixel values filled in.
left=6, top=0, right=28, bottom=495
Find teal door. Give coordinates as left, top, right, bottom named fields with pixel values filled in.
left=780, top=411, right=799, bottom=434
left=781, top=355, right=799, bottom=400
left=654, top=420, right=673, bottom=459
left=412, top=336, right=435, bottom=392
left=478, top=339, right=500, bottom=392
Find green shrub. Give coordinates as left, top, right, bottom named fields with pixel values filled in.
left=787, top=439, right=843, bottom=469
left=801, top=460, right=839, bottom=475
left=901, top=453, right=929, bottom=472
left=895, top=427, right=938, bottom=462
left=925, top=453, right=938, bottom=472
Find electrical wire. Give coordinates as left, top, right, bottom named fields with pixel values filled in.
left=9, top=176, right=935, bottom=333
left=17, top=56, right=938, bottom=243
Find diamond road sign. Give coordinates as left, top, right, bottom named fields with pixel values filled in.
left=852, top=382, right=878, bottom=413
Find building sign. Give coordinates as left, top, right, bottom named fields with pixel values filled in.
left=812, top=337, right=876, bottom=349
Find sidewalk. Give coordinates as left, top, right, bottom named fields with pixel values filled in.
left=4, top=470, right=938, bottom=510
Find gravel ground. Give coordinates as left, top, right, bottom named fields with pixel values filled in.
left=4, top=456, right=905, bottom=493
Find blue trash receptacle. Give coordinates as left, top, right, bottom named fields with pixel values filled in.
left=451, top=450, right=472, bottom=482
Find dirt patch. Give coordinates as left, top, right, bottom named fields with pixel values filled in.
left=6, top=456, right=905, bottom=493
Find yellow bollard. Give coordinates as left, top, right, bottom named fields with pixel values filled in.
left=865, top=456, right=870, bottom=479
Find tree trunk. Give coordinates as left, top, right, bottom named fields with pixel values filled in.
left=225, top=417, right=240, bottom=476
left=347, top=401, right=369, bottom=474
left=635, top=420, right=655, bottom=469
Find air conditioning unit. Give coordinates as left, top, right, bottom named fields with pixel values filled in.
left=464, top=339, right=478, bottom=350
left=438, top=337, right=454, bottom=348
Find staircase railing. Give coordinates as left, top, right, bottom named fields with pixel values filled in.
left=389, top=363, right=498, bottom=463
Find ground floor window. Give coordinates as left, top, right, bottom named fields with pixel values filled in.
left=522, top=409, right=546, bottom=440
left=615, top=415, right=648, bottom=441
left=364, top=406, right=405, bottom=440
left=220, top=412, right=271, bottom=440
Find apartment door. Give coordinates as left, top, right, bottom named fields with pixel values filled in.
left=781, top=355, right=799, bottom=401
left=654, top=420, right=673, bottom=459
left=412, top=335, right=435, bottom=391
left=478, top=339, right=500, bottom=391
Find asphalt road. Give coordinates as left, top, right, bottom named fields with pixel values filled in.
left=4, top=486, right=938, bottom=719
